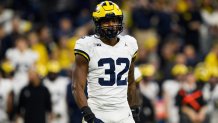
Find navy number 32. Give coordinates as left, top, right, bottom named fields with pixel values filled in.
left=98, top=58, right=130, bottom=86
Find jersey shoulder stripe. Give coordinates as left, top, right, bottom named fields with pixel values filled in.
left=74, top=49, right=90, bottom=62
left=133, top=51, right=138, bottom=59
left=74, top=35, right=95, bottom=62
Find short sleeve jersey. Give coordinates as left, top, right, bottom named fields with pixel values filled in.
left=74, top=35, right=138, bottom=110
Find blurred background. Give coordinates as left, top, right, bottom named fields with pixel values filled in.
left=0, top=0, right=218, bottom=123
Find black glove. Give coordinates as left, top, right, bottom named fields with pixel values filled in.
left=81, top=106, right=104, bottom=123
left=91, top=118, right=104, bottom=123
left=131, top=106, right=140, bottom=122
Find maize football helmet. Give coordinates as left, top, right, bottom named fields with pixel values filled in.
left=92, top=1, right=123, bottom=39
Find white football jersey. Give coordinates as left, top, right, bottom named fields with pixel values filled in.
left=203, top=84, right=218, bottom=123
left=6, top=48, right=37, bottom=103
left=163, top=80, right=181, bottom=123
left=0, top=79, right=13, bottom=122
left=43, top=77, right=69, bottom=123
left=74, top=35, right=138, bottom=111
left=139, top=81, right=159, bottom=101
left=203, top=84, right=218, bottom=111
left=6, top=48, right=38, bottom=73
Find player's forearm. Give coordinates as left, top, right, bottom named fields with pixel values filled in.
left=127, top=63, right=139, bottom=106
left=72, top=83, right=88, bottom=109
left=128, top=83, right=139, bottom=106
left=6, top=91, right=13, bottom=114
left=73, top=55, right=89, bottom=109
left=128, top=79, right=141, bottom=122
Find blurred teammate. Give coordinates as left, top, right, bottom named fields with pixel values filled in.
left=0, top=61, right=14, bottom=123
left=43, top=61, right=69, bottom=123
left=163, top=64, right=188, bottom=123
left=73, top=1, right=139, bottom=123
left=203, top=67, right=218, bottom=123
left=6, top=36, right=38, bottom=102
left=6, top=35, right=38, bottom=75
left=138, top=64, right=159, bottom=123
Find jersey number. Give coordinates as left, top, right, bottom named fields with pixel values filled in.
left=98, top=58, right=130, bottom=86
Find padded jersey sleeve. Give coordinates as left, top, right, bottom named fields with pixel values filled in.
left=74, top=38, right=91, bottom=62
left=126, top=35, right=138, bottom=59
left=134, top=67, right=142, bottom=83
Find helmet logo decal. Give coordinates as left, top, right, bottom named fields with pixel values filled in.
left=96, top=6, right=100, bottom=12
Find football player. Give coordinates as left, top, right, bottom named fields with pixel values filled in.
left=43, top=61, right=69, bottom=123
left=73, top=1, right=140, bottom=123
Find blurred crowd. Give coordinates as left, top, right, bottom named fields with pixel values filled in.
left=0, top=0, right=218, bottom=123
